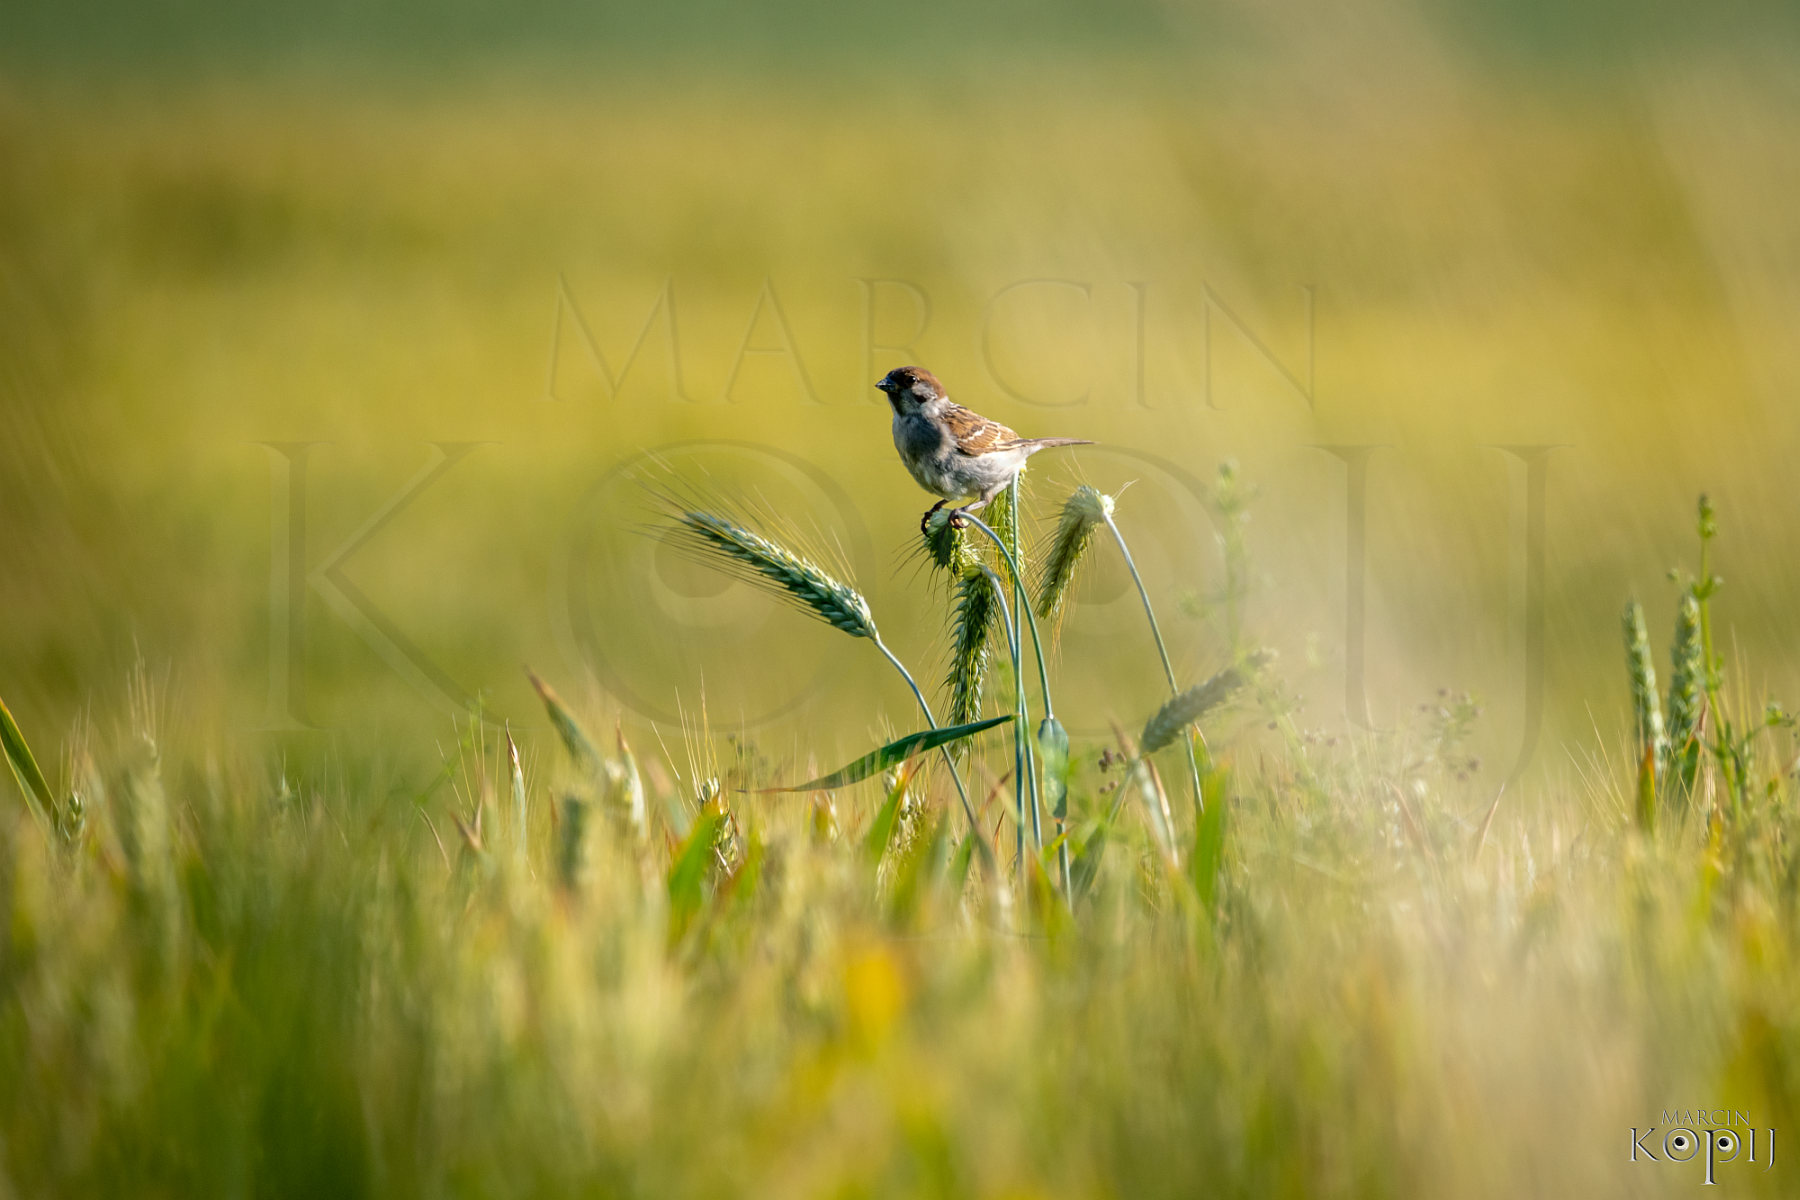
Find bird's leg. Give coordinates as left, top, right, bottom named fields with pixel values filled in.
left=949, top=479, right=1009, bottom=529
left=920, top=498, right=949, bottom=536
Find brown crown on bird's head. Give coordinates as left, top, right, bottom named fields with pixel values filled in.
left=875, top=365, right=944, bottom=414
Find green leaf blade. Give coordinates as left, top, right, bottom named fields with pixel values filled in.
left=0, top=694, right=55, bottom=819
left=527, top=670, right=602, bottom=774
left=1191, top=761, right=1229, bottom=909
left=863, top=766, right=913, bottom=864
left=762, top=715, right=1013, bottom=793
left=668, top=807, right=725, bottom=944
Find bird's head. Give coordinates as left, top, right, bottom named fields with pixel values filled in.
left=875, top=366, right=944, bottom=416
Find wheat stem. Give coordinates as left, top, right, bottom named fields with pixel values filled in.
left=1102, top=511, right=1207, bottom=815
left=985, top=481, right=1042, bottom=863
left=975, top=563, right=1032, bottom=868
left=1033, top=485, right=1110, bottom=898
left=959, top=502, right=1049, bottom=883
left=1693, top=495, right=1739, bottom=819
left=874, top=636, right=979, bottom=835
left=1007, top=478, right=1044, bottom=861
left=958, top=511, right=1054, bottom=722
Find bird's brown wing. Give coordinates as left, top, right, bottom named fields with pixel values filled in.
left=942, top=404, right=1021, bottom=457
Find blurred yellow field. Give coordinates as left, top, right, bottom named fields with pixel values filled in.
left=8, top=45, right=1800, bottom=780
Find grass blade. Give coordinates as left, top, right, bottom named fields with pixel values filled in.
left=1190, top=756, right=1228, bottom=908
left=668, top=804, right=725, bottom=945
left=1127, top=753, right=1177, bottom=866
left=615, top=723, right=647, bottom=840
left=1069, top=829, right=1105, bottom=902
left=506, top=722, right=528, bottom=864
left=887, top=808, right=948, bottom=926
left=946, top=830, right=977, bottom=901
left=0, top=693, right=56, bottom=822
left=527, top=670, right=602, bottom=774
left=863, top=761, right=918, bottom=865
left=760, top=716, right=1013, bottom=793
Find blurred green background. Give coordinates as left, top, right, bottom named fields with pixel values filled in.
left=5, top=0, right=1800, bottom=792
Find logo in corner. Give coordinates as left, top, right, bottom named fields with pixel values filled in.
left=1632, top=1110, right=1774, bottom=1185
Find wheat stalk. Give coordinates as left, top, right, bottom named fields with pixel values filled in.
left=955, top=495, right=1059, bottom=882
left=665, top=504, right=986, bottom=844
left=1030, top=483, right=1111, bottom=897
left=1690, top=493, right=1742, bottom=816
left=1098, top=496, right=1208, bottom=817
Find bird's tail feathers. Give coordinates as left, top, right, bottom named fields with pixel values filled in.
left=1014, top=437, right=1095, bottom=453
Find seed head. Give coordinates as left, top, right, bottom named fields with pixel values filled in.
left=1622, top=600, right=1666, bottom=770
left=1140, top=651, right=1270, bottom=755
left=670, top=510, right=878, bottom=641
left=1035, top=485, right=1113, bottom=634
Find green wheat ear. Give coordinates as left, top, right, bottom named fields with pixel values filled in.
left=1664, top=592, right=1702, bottom=793
left=922, top=510, right=975, bottom=573
left=986, top=481, right=1025, bottom=583
left=1622, top=600, right=1666, bottom=775
left=921, top=508, right=999, bottom=743
left=670, top=509, right=878, bottom=640
left=661, top=498, right=981, bottom=831
left=1035, top=485, right=1111, bottom=639
left=1140, top=653, right=1268, bottom=755
left=945, top=565, right=1001, bottom=730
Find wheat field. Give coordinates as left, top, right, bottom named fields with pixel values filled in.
left=5, top=1, right=1800, bottom=1195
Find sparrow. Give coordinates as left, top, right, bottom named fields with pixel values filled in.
left=877, top=366, right=1094, bottom=533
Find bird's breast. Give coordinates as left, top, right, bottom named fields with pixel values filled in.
left=892, top=414, right=959, bottom=496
